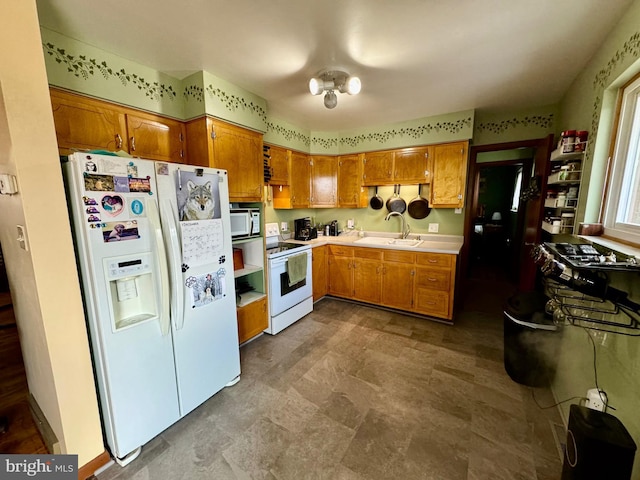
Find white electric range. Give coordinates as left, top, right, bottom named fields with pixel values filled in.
left=264, top=223, right=313, bottom=334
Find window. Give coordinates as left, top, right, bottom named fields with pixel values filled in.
left=603, top=73, right=640, bottom=245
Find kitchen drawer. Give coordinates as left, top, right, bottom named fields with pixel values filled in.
left=416, top=252, right=453, bottom=269
left=328, top=245, right=353, bottom=257
left=414, top=268, right=451, bottom=291
left=414, top=289, right=450, bottom=318
left=353, top=247, right=383, bottom=260
left=382, top=250, right=415, bottom=264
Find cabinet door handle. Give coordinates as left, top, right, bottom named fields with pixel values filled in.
left=130, top=136, right=136, bottom=151
left=180, top=149, right=184, bottom=158
left=115, top=133, right=123, bottom=149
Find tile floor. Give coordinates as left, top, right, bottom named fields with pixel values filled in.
left=98, top=271, right=564, bottom=480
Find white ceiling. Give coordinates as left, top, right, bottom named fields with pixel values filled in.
left=36, top=0, right=633, bottom=132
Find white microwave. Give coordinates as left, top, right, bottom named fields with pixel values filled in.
left=230, top=209, right=260, bottom=238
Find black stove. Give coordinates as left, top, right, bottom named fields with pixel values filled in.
left=545, top=243, right=640, bottom=271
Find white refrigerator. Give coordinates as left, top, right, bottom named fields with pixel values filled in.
left=64, top=152, right=241, bottom=465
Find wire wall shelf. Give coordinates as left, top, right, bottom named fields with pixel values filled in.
left=543, top=278, right=640, bottom=336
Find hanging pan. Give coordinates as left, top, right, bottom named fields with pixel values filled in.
left=408, top=184, right=432, bottom=219
left=370, top=186, right=384, bottom=210
left=386, top=185, right=406, bottom=213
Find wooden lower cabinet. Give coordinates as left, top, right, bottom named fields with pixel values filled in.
left=353, top=248, right=382, bottom=304
left=321, top=244, right=456, bottom=321
left=327, top=246, right=353, bottom=297
left=381, top=259, right=415, bottom=311
left=312, top=246, right=327, bottom=301
left=237, top=296, right=268, bottom=344
left=413, top=252, right=456, bottom=318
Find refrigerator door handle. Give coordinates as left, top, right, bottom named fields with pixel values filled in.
left=147, top=198, right=171, bottom=336
left=160, top=199, right=185, bottom=331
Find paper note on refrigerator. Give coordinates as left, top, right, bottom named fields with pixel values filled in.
left=180, top=219, right=224, bottom=267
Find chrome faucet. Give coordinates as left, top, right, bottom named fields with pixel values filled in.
left=385, top=211, right=410, bottom=239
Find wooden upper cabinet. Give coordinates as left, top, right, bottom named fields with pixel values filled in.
left=430, top=141, right=469, bottom=208
left=338, top=154, right=367, bottom=208
left=267, top=144, right=290, bottom=185
left=289, top=151, right=311, bottom=208
left=50, top=88, right=128, bottom=154
left=310, top=155, right=337, bottom=208
left=126, top=112, right=186, bottom=162
left=362, top=150, right=394, bottom=185
left=211, top=119, right=263, bottom=202
left=394, top=146, right=432, bottom=184
left=50, top=88, right=186, bottom=162
left=362, top=147, right=431, bottom=185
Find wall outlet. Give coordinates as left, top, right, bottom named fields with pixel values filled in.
left=428, top=223, right=439, bottom=233
left=586, top=388, right=607, bottom=411
left=265, top=222, right=280, bottom=237
left=454, top=208, right=462, bottom=214
left=280, top=221, right=288, bottom=232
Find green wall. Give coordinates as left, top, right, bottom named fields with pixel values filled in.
left=553, top=2, right=640, bottom=477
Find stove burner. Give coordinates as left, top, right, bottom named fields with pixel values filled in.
left=266, top=242, right=306, bottom=255
left=544, top=243, right=640, bottom=271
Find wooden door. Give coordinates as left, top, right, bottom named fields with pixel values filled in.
left=519, top=135, right=555, bottom=291
left=431, top=142, right=468, bottom=208
left=50, top=88, right=128, bottom=154
left=353, top=258, right=382, bottom=304
left=310, top=155, right=337, bottom=207
left=394, top=147, right=431, bottom=184
left=290, top=151, right=310, bottom=208
left=312, top=246, right=327, bottom=301
left=126, top=112, right=186, bottom=162
left=338, top=154, right=366, bottom=208
left=267, top=144, right=290, bottom=185
left=327, top=255, right=353, bottom=297
left=212, top=120, right=263, bottom=201
left=381, top=262, right=414, bottom=310
left=362, top=150, right=394, bottom=185
left=237, top=296, right=267, bottom=344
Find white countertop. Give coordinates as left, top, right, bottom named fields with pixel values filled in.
left=286, top=231, right=464, bottom=255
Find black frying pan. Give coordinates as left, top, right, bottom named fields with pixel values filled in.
left=408, top=184, right=431, bottom=219
left=370, top=186, right=384, bottom=210
left=386, top=185, right=406, bottom=213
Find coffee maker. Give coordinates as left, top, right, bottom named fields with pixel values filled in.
left=294, top=217, right=317, bottom=241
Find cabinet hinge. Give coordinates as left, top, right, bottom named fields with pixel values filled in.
left=179, top=132, right=184, bottom=142
left=211, top=130, right=216, bottom=140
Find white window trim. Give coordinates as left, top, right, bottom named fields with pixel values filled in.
left=603, top=74, right=640, bottom=246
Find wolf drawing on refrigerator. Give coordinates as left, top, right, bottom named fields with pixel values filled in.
left=181, top=180, right=215, bottom=220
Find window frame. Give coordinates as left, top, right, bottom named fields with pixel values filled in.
left=602, top=71, right=640, bottom=246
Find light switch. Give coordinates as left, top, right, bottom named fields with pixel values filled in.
left=428, top=223, right=439, bottom=233
left=17, top=225, right=28, bottom=251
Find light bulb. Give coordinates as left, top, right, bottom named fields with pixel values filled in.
left=346, top=76, right=361, bottom=95
left=324, top=91, right=337, bottom=109
left=309, top=77, right=323, bottom=95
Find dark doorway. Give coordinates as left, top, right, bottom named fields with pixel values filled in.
left=470, top=161, right=530, bottom=282
left=461, top=135, right=555, bottom=293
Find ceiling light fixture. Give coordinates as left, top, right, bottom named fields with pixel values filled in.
left=309, top=70, right=361, bottom=109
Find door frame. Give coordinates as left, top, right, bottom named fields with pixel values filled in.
left=461, top=134, right=555, bottom=292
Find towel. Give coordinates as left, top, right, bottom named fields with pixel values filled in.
left=287, top=252, right=308, bottom=286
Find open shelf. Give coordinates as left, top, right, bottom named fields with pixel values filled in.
left=234, top=264, right=262, bottom=278
left=236, top=291, right=266, bottom=308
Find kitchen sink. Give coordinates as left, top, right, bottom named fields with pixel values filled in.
left=355, top=237, right=422, bottom=248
